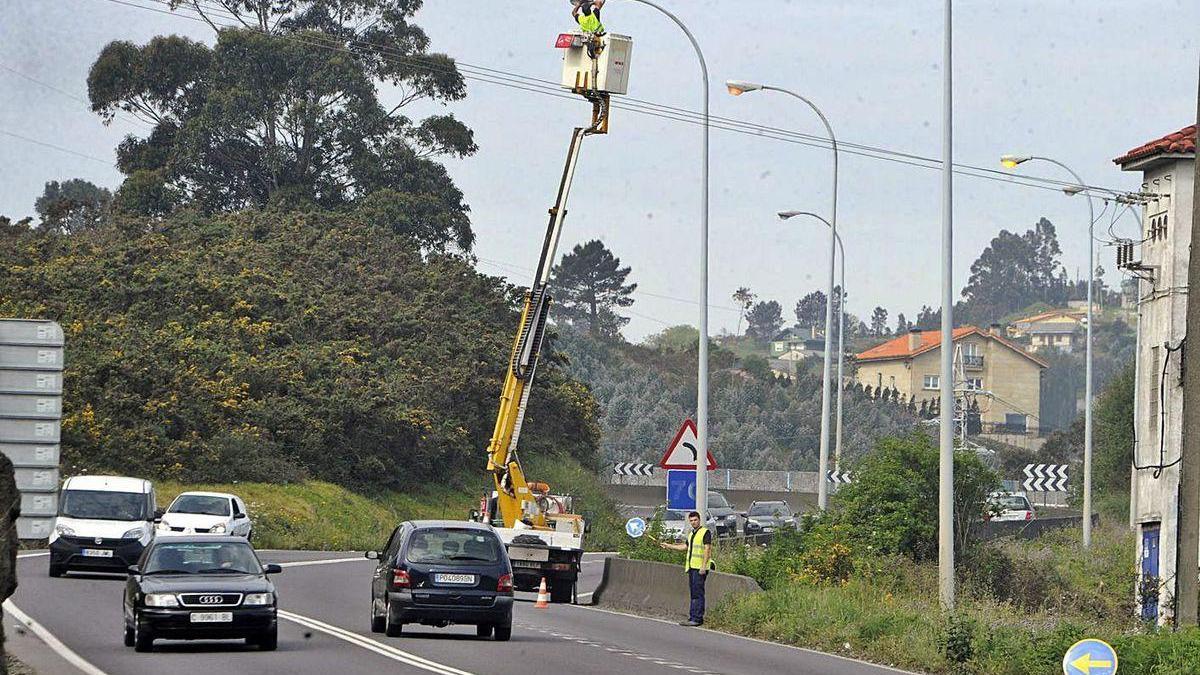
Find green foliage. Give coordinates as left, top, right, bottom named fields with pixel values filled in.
left=824, top=434, right=999, bottom=561
left=1094, top=362, right=1135, bottom=493
left=550, top=240, right=637, bottom=338
left=34, top=179, right=112, bottom=234
left=522, top=453, right=625, bottom=551
left=0, top=209, right=598, bottom=490
left=959, top=217, right=1068, bottom=324
left=619, top=510, right=684, bottom=564
left=745, top=300, right=784, bottom=340
left=87, top=1, right=475, bottom=250
left=938, top=612, right=977, bottom=665
left=643, top=324, right=698, bottom=353
left=793, top=290, right=826, bottom=329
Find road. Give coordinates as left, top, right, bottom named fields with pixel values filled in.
left=5, top=549, right=909, bottom=675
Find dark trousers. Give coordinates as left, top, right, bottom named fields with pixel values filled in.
left=687, top=569, right=706, bottom=623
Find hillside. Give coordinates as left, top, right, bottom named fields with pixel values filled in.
left=555, top=328, right=918, bottom=470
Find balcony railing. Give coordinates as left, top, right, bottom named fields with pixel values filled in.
left=963, top=354, right=984, bottom=369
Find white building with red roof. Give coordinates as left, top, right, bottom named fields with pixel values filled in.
left=1115, top=123, right=1196, bottom=625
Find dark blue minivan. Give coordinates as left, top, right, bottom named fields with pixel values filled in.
left=367, top=520, right=514, bottom=641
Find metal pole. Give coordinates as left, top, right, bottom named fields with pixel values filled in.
left=835, top=235, right=845, bottom=472
left=938, top=0, right=956, bottom=610
left=1030, top=156, right=1095, bottom=548
left=629, top=0, right=711, bottom=522
left=762, top=86, right=838, bottom=510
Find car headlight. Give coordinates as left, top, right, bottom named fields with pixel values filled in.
left=123, top=526, right=148, bottom=540
left=210, top=523, right=227, bottom=534
left=243, top=592, right=274, bottom=606
left=144, top=593, right=179, bottom=607
left=55, top=524, right=75, bottom=537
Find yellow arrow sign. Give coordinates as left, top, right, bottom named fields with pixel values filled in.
left=1071, top=653, right=1114, bottom=674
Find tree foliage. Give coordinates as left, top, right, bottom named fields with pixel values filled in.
left=746, top=300, right=784, bottom=340
left=732, top=286, right=755, bottom=337
left=960, top=218, right=1069, bottom=324
left=87, top=0, right=475, bottom=251
left=35, top=179, right=112, bottom=234
left=550, top=239, right=637, bottom=338
left=794, top=290, right=826, bottom=329
left=869, top=306, right=889, bottom=336
left=0, top=210, right=599, bottom=488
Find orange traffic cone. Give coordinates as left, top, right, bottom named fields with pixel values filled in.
left=534, top=577, right=550, bottom=609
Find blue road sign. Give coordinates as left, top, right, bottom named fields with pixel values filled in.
left=666, top=470, right=697, bottom=510
left=625, top=517, right=647, bottom=538
left=1063, top=638, right=1117, bottom=675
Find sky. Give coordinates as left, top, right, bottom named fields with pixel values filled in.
left=1, top=0, right=1197, bottom=342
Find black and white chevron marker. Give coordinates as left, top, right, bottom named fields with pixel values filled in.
left=1022, top=464, right=1068, bottom=492
left=613, top=462, right=656, bottom=477
left=826, top=470, right=853, bottom=484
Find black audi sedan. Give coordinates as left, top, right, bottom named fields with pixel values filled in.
left=367, top=520, right=513, bottom=641
left=123, top=536, right=281, bottom=652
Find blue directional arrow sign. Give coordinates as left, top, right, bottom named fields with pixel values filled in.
left=666, top=470, right=697, bottom=510
left=1063, top=638, right=1117, bottom=675
left=625, top=517, right=647, bottom=538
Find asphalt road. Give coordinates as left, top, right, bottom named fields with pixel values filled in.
left=6, top=549, right=910, bottom=675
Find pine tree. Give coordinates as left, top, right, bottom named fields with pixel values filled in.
left=551, top=240, right=637, bottom=338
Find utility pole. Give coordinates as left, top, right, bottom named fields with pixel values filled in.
left=1175, top=62, right=1200, bottom=627
left=937, top=0, right=956, bottom=610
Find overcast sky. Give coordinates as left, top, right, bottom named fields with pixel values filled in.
left=2, top=0, right=1197, bottom=341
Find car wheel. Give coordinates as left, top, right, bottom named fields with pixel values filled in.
left=370, top=599, right=386, bottom=633
left=550, top=580, right=574, bottom=604
left=384, top=601, right=403, bottom=637
left=256, top=627, right=278, bottom=651
left=48, top=563, right=64, bottom=578
left=133, top=613, right=154, bottom=652
left=494, top=625, right=512, bottom=642
left=123, top=622, right=135, bottom=647
left=476, top=624, right=493, bottom=638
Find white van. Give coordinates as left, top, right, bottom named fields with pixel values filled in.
left=48, top=475, right=159, bottom=577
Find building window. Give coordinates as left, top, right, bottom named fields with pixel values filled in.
left=966, top=378, right=982, bottom=390
left=889, top=375, right=896, bottom=388
left=923, top=375, right=939, bottom=390
left=1005, top=413, right=1028, bottom=433
left=962, top=342, right=980, bottom=356
left=774, top=343, right=783, bottom=352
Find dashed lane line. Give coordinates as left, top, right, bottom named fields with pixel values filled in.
left=277, top=610, right=475, bottom=675
left=516, top=622, right=723, bottom=675
left=3, top=600, right=109, bottom=675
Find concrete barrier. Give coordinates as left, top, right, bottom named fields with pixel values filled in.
left=977, top=513, right=1100, bottom=541
left=590, top=557, right=762, bottom=618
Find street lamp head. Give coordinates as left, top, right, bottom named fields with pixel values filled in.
left=1062, top=185, right=1085, bottom=196
left=778, top=211, right=801, bottom=220
left=1000, top=154, right=1032, bottom=169
left=725, top=79, right=763, bottom=96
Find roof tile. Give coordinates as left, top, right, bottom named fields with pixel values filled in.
left=1113, top=124, right=1196, bottom=166
left=856, top=326, right=1048, bottom=369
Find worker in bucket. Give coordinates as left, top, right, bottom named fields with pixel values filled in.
left=571, top=0, right=605, bottom=35
left=657, top=511, right=713, bottom=626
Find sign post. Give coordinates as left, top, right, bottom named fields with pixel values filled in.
left=660, top=419, right=717, bottom=513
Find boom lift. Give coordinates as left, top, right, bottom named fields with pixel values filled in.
left=475, top=31, right=632, bottom=603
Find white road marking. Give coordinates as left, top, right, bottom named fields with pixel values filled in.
left=277, top=610, right=475, bottom=675
left=565, top=604, right=918, bottom=674
left=16, top=551, right=49, bottom=559
left=277, top=557, right=370, bottom=568
left=3, top=600, right=109, bottom=675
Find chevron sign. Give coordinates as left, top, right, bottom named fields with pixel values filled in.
left=613, top=462, right=656, bottom=477
left=1022, top=464, right=1068, bottom=492
left=826, top=470, right=853, bottom=484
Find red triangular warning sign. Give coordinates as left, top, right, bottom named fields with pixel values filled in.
left=659, top=419, right=717, bottom=470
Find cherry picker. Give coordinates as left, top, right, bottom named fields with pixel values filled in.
left=474, top=30, right=632, bottom=603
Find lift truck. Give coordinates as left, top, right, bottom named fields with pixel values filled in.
left=472, top=31, right=632, bottom=603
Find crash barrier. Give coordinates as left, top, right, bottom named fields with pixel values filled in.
left=977, top=513, right=1099, bottom=541
left=589, top=556, right=762, bottom=617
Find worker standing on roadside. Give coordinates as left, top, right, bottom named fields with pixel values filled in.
left=658, top=511, right=712, bottom=626
left=571, top=0, right=606, bottom=35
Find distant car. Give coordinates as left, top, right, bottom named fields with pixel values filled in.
left=124, top=536, right=281, bottom=652
left=706, top=492, right=738, bottom=537
left=367, top=520, right=514, bottom=641
left=656, top=508, right=718, bottom=541
left=49, top=475, right=160, bottom=578
left=742, top=500, right=797, bottom=542
left=157, top=492, right=253, bottom=540
left=987, top=492, right=1036, bottom=522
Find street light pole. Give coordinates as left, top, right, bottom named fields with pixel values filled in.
left=727, top=80, right=839, bottom=509
left=779, top=211, right=846, bottom=471
left=1001, top=154, right=1096, bottom=549
left=938, top=0, right=955, bottom=611
left=630, top=0, right=711, bottom=522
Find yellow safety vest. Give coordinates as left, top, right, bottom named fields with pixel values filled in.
left=685, top=526, right=712, bottom=571
left=576, top=9, right=604, bottom=34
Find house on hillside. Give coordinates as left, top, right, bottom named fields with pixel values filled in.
left=1007, top=309, right=1086, bottom=353
left=770, top=327, right=826, bottom=361
left=1117, top=123, right=1195, bottom=625
left=854, top=325, right=1048, bottom=434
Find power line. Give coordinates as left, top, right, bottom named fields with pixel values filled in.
left=0, top=129, right=115, bottom=166
left=0, top=62, right=152, bottom=131
left=96, top=0, right=1136, bottom=198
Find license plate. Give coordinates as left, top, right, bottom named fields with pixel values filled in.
left=511, top=560, right=542, bottom=569
left=81, top=549, right=113, bottom=558
left=763, top=527, right=775, bottom=532
left=190, top=612, right=233, bottom=623
left=507, top=547, right=549, bottom=562
left=434, top=573, right=475, bottom=585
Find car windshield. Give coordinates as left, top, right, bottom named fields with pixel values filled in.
left=707, top=494, right=729, bottom=509
left=749, top=504, right=790, bottom=517
left=169, top=495, right=231, bottom=517
left=143, top=542, right=262, bottom=575
left=406, top=528, right=502, bottom=565
left=996, top=496, right=1031, bottom=511
left=58, top=490, right=147, bottom=521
